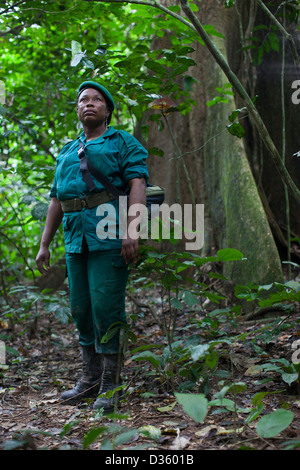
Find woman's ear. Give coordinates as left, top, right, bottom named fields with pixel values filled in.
left=106, top=107, right=112, bottom=125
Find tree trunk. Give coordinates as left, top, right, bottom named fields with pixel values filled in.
left=145, top=0, right=291, bottom=284
left=203, top=36, right=283, bottom=284
left=224, top=0, right=300, bottom=261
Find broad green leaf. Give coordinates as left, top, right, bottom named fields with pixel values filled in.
left=31, top=202, right=48, bottom=221
left=178, top=46, right=195, bottom=55
left=114, top=429, right=138, bottom=446
left=175, top=392, right=208, bottom=423
left=145, top=60, right=167, bottom=76
left=226, top=381, right=247, bottom=395
left=227, top=122, right=245, bottom=138
left=83, top=427, right=107, bottom=449
left=216, top=248, right=244, bottom=261
left=148, top=147, right=164, bottom=157
left=21, top=195, right=36, bottom=205
left=228, top=107, right=247, bottom=122
left=281, top=372, right=299, bottom=385
left=53, top=306, right=71, bottom=324
left=170, top=64, right=192, bottom=78
left=252, top=391, right=270, bottom=407
left=71, top=52, right=85, bottom=67
left=204, top=24, right=225, bottom=38
left=71, top=40, right=82, bottom=56
left=4, top=346, right=20, bottom=356
left=285, top=281, right=300, bottom=292
left=209, top=398, right=251, bottom=413
left=183, top=290, right=199, bottom=306
left=170, top=297, right=184, bottom=310
left=268, top=31, right=280, bottom=52
left=205, top=351, right=218, bottom=371
left=256, top=409, right=294, bottom=438
left=189, top=344, right=210, bottom=361
left=139, top=425, right=161, bottom=440
left=131, top=351, right=161, bottom=369
left=246, top=403, right=264, bottom=424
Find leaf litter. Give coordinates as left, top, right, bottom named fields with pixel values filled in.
left=0, top=290, right=300, bottom=451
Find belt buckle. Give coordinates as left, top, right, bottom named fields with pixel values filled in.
left=81, top=197, right=87, bottom=208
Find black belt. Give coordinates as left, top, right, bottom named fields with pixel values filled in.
left=60, top=191, right=115, bottom=212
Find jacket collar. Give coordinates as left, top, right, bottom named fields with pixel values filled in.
left=78, top=126, right=117, bottom=144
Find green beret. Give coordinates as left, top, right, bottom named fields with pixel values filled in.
left=77, top=81, right=115, bottom=111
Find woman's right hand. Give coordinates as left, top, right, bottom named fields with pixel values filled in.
left=35, top=197, right=63, bottom=277
left=36, top=245, right=51, bottom=277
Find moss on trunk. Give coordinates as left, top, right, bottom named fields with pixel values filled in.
left=204, top=38, right=283, bottom=285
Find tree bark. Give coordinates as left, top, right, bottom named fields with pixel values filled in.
left=145, top=0, right=288, bottom=284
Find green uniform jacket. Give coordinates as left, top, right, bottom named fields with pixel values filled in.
left=50, top=126, right=149, bottom=253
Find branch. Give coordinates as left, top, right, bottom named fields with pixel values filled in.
left=0, top=0, right=27, bottom=16
left=256, top=0, right=299, bottom=65
left=82, top=0, right=196, bottom=31
left=83, top=0, right=300, bottom=204
left=0, top=25, right=25, bottom=36
left=179, top=0, right=300, bottom=205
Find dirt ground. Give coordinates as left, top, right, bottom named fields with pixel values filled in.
left=1, top=290, right=300, bottom=452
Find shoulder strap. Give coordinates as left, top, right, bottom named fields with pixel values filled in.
left=78, top=141, right=124, bottom=199
left=78, top=141, right=97, bottom=193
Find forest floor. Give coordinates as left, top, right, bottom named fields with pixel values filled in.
left=0, top=283, right=300, bottom=452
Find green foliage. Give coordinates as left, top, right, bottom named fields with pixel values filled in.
left=235, top=280, right=300, bottom=307
left=175, top=381, right=295, bottom=439
left=256, top=409, right=294, bottom=438
left=243, top=24, right=280, bottom=66
left=206, top=83, right=234, bottom=107
left=1, top=0, right=299, bottom=450
left=0, top=0, right=200, bottom=333
left=128, top=235, right=299, bottom=444
left=129, top=244, right=242, bottom=391
left=258, top=359, right=300, bottom=387
left=226, top=107, right=247, bottom=138
left=207, top=88, right=247, bottom=138
left=175, top=392, right=208, bottom=423
left=224, top=0, right=235, bottom=8
left=82, top=419, right=162, bottom=449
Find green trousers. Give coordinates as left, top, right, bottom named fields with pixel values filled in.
left=65, top=238, right=129, bottom=355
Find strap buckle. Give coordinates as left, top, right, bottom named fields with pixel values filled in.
left=78, top=147, right=85, bottom=159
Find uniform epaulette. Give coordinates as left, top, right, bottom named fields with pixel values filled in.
left=61, top=139, right=76, bottom=149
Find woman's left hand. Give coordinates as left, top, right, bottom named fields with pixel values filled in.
left=121, top=177, right=146, bottom=264
left=121, top=235, right=140, bottom=264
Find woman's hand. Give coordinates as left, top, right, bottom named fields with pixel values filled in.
left=36, top=245, right=51, bottom=277
left=121, top=235, right=140, bottom=264
left=121, top=177, right=146, bottom=264
left=36, top=196, right=63, bottom=276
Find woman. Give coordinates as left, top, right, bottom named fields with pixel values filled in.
left=36, top=81, right=149, bottom=411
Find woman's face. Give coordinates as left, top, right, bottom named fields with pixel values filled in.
left=76, top=88, right=110, bottom=126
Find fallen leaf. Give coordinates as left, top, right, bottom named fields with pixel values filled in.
left=170, top=435, right=190, bottom=450
left=195, top=425, right=217, bottom=437
left=157, top=401, right=176, bottom=412
left=245, top=365, right=263, bottom=376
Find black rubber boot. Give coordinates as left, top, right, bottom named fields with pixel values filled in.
left=93, top=354, right=122, bottom=412
left=60, top=345, right=103, bottom=405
